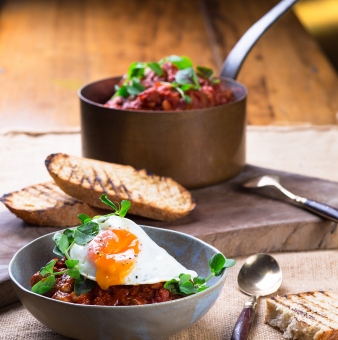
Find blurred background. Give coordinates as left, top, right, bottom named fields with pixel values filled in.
left=0, top=0, right=337, bottom=129
left=294, top=0, right=338, bottom=72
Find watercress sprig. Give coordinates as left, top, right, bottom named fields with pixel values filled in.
left=31, top=259, right=95, bottom=296
left=31, top=195, right=131, bottom=296
left=196, top=65, right=220, bottom=84
left=164, top=253, right=235, bottom=296
left=113, top=61, right=162, bottom=99
left=52, top=194, right=130, bottom=258
left=158, top=55, right=193, bottom=69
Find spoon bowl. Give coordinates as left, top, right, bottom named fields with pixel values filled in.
left=242, top=175, right=281, bottom=189
left=238, top=253, right=283, bottom=297
left=231, top=253, right=282, bottom=340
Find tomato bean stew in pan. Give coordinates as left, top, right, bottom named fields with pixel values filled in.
left=105, top=55, right=234, bottom=111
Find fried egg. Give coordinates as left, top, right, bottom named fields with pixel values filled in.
left=69, top=216, right=197, bottom=290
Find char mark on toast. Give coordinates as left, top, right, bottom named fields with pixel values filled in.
left=45, top=153, right=195, bottom=221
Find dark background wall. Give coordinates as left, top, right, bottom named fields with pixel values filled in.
left=294, top=0, right=338, bottom=72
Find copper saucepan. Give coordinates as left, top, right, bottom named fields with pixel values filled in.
left=79, top=0, right=298, bottom=189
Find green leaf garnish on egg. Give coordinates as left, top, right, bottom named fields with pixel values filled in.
left=32, top=196, right=132, bottom=296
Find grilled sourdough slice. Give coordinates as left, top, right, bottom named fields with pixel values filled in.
left=265, top=291, right=338, bottom=340
left=45, top=153, right=195, bottom=221
left=0, top=182, right=108, bottom=227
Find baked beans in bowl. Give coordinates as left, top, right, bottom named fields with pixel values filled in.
left=9, top=225, right=230, bottom=340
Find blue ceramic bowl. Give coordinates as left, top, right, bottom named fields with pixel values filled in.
left=9, top=226, right=228, bottom=340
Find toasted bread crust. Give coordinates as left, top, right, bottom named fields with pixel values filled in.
left=265, top=291, right=338, bottom=340
left=45, top=153, right=195, bottom=221
left=1, top=182, right=108, bottom=227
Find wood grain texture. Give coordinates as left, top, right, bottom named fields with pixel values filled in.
left=2, top=164, right=338, bottom=308
left=203, top=0, right=338, bottom=125
left=0, top=0, right=337, bottom=129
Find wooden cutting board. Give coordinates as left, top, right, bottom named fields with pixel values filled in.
left=1, top=164, right=338, bottom=308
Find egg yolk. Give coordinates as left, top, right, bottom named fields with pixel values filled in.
left=87, top=229, right=140, bottom=290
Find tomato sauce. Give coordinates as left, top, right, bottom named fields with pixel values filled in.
left=30, top=258, right=183, bottom=306
left=105, top=62, right=234, bottom=111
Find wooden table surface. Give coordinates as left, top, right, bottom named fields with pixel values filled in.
left=0, top=0, right=338, bottom=310
left=0, top=0, right=337, bottom=129
left=2, top=164, right=338, bottom=308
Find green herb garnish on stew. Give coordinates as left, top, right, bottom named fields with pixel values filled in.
left=112, top=55, right=220, bottom=103
left=31, top=195, right=235, bottom=299
left=164, top=253, right=235, bottom=295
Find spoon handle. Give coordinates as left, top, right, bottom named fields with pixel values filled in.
left=301, top=199, right=338, bottom=223
left=220, top=0, right=298, bottom=79
left=230, top=297, right=257, bottom=340
left=274, top=184, right=338, bottom=223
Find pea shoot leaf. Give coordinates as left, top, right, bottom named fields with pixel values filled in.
left=196, top=66, right=214, bottom=80
left=193, top=276, right=205, bottom=285
left=179, top=273, right=191, bottom=284
left=64, top=229, right=75, bottom=243
left=114, top=84, right=129, bottom=98
left=197, top=285, right=209, bottom=292
left=77, top=221, right=99, bottom=235
left=126, top=79, right=145, bottom=96
left=119, top=200, right=131, bottom=218
left=58, top=234, right=70, bottom=254
left=31, top=275, right=56, bottom=295
left=53, top=245, right=64, bottom=257
left=209, top=253, right=226, bottom=275
left=65, top=259, right=79, bottom=269
left=175, top=67, right=200, bottom=88
left=126, top=85, right=142, bottom=96
left=53, top=232, right=69, bottom=256
left=73, top=221, right=100, bottom=246
left=131, top=77, right=144, bottom=87
left=164, top=253, right=236, bottom=296
left=147, top=62, right=163, bottom=76
left=52, top=232, right=62, bottom=246
left=164, top=279, right=180, bottom=295
left=100, top=194, right=119, bottom=210
left=67, top=268, right=81, bottom=279
left=172, top=85, right=192, bottom=103
left=179, top=281, right=197, bottom=295
left=78, top=213, right=92, bottom=224
left=128, top=62, right=146, bottom=79
left=160, top=55, right=193, bottom=70
left=99, top=194, right=131, bottom=217
left=180, top=83, right=195, bottom=91
left=40, top=260, right=56, bottom=277
left=224, top=258, right=236, bottom=268
left=74, top=276, right=97, bottom=296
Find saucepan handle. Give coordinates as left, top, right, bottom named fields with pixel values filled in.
left=220, top=0, right=299, bottom=80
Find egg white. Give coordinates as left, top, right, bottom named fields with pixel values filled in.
left=69, top=215, right=197, bottom=285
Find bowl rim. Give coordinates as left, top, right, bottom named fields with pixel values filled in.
left=9, top=224, right=228, bottom=309
left=78, top=76, right=248, bottom=113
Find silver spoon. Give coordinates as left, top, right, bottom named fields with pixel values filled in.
left=243, top=175, right=338, bottom=223
left=231, top=253, right=282, bottom=340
